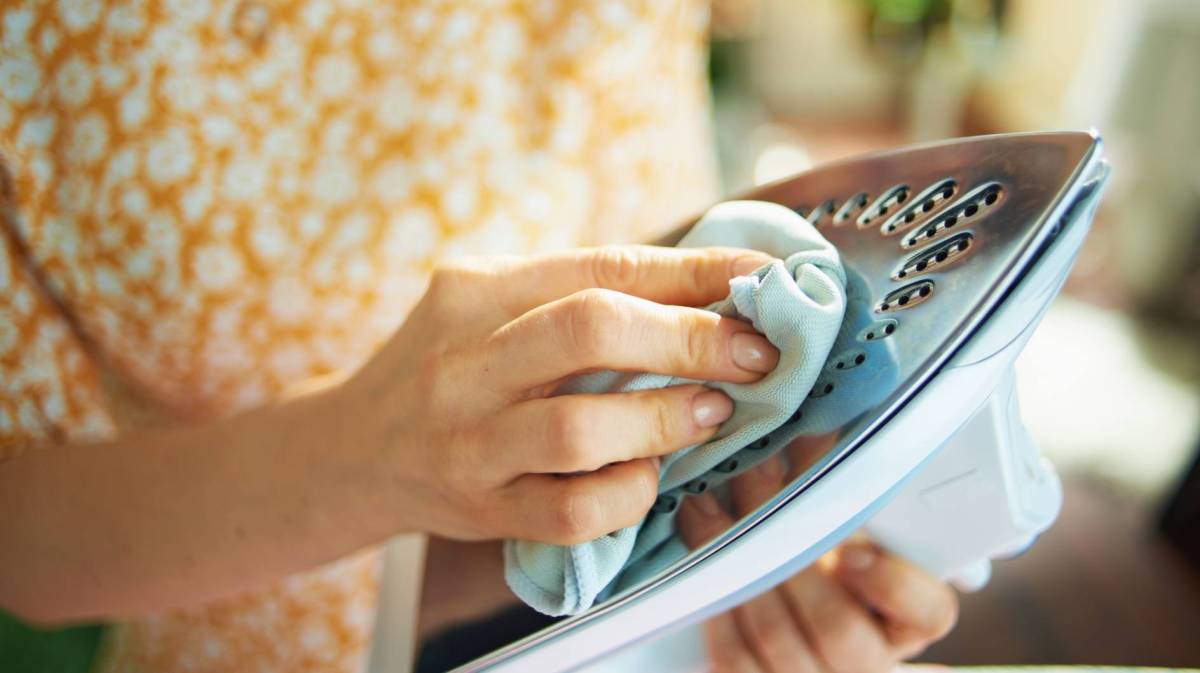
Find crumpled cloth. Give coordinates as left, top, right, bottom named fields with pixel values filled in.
left=504, top=200, right=849, bottom=616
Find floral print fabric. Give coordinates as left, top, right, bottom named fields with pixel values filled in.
left=0, top=1, right=719, bottom=671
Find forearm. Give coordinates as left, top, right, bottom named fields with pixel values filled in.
left=0, top=386, right=393, bottom=624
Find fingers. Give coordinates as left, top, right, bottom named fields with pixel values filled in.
left=681, top=498, right=784, bottom=673
left=691, top=461, right=917, bottom=673
left=486, top=288, right=779, bottom=391
left=501, top=459, right=660, bottom=545
left=684, top=487, right=824, bottom=673
left=732, top=593, right=822, bottom=673
left=780, top=565, right=897, bottom=673
left=704, top=614, right=766, bottom=673
left=492, top=385, right=733, bottom=475
left=486, top=246, right=776, bottom=317
left=686, top=452, right=953, bottom=673
left=698, top=567, right=821, bottom=673
left=835, top=542, right=959, bottom=658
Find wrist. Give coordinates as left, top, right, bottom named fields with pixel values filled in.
left=273, top=382, right=396, bottom=548
left=315, top=373, right=425, bottom=540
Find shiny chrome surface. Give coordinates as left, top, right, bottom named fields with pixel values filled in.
left=460, top=131, right=1105, bottom=671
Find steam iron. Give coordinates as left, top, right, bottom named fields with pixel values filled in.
left=457, top=131, right=1111, bottom=672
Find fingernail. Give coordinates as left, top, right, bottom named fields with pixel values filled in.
left=692, top=390, right=734, bottom=428
left=731, top=254, right=774, bottom=277
left=731, top=332, right=780, bottom=374
left=690, top=491, right=722, bottom=516
left=842, top=545, right=876, bottom=572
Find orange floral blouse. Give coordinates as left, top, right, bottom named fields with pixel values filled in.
left=0, top=1, right=718, bottom=671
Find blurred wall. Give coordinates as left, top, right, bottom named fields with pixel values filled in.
left=974, top=0, right=1147, bottom=131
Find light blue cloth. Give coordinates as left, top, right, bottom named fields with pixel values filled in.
left=503, top=201, right=849, bottom=616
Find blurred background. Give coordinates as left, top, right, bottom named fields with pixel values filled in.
left=705, top=0, right=1200, bottom=666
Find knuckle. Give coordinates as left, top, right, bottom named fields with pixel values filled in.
left=562, top=288, right=625, bottom=358
left=428, top=262, right=468, bottom=293
left=545, top=401, right=594, bottom=470
left=630, top=464, right=659, bottom=513
left=690, top=251, right=722, bottom=294
left=590, top=246, right=643, bottom=289
left=683, top=321, right=709, bottom=369
left=651, top=395, right=678, bottom=446
left=428, top=258, right=498, bottom=298
left=550, top=483, right=603, bottom=544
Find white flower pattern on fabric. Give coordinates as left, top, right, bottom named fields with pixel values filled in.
left=0, top=1, right=720, bottom=671
left=0, top=56, right=42, bottom=103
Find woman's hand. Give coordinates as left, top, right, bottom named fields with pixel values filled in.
left=342, top=245, right=779, bottom=545
left=677, top=453, right=959, bottom=673
left=0, top=243, right=779, bottom=623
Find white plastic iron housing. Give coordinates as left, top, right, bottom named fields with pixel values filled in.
left=866, top=152, right=1102, bottom=591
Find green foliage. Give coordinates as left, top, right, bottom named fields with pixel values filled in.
left=857, top=0, right=951, bottom=24
left=0, top=611, right=102, bottom=673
